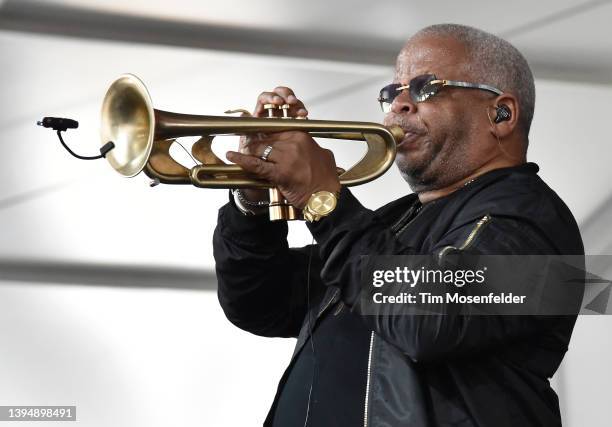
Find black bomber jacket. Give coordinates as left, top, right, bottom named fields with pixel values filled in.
left=213, top=162, right=584, bottom=427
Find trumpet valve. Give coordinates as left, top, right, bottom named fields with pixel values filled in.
left=263, top=103, right=277, bottom=118
left=285, top=205, right=302, bottom=220
left=280, top=104, right=291, bottom=119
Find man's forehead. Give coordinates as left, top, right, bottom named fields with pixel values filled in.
left=394, top=36, right=469, bottom=81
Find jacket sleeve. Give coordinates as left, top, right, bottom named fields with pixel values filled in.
left=307, top=187, right=583, bottom=363
left=213, top=197, right=326, bottom=338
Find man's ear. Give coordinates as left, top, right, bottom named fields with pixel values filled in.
left=489, top=94, right=519, bottom=139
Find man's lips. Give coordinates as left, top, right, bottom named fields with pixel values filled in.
left=397, top=127, right=425, bottom=148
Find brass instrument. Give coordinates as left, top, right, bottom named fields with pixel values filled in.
left=101, top=74, right=403, bottom=221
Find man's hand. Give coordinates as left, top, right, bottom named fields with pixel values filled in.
left=230, top=87, right=341, bottom=209
left=227, top=130, right=341, bottom=209
left=237, top=86, right=309, bottom=203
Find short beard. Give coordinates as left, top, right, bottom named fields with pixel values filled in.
left=397, top=133, right=471, bottom=194
left=401, top=169, right=436, bottom=193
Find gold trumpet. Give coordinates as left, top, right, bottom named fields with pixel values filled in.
left=101, top=74, right=403, bottom=221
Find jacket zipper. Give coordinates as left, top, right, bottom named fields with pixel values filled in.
left=317, top=288, right=340, bottom=318
left=361, top=214, right=491, bottom=426
left=391, top=202, right=424, bottom=236
left=363, top=331, right=375, bottom=427
left=437, top=214, right=492, bottom=261
left=362, top=208, right=423, bottom=426
left=459, top=214, right=491, bottom=250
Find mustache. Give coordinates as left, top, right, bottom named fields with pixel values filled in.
left=385, top=116, right=427, bottom=135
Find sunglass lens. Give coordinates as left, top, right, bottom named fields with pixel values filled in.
left=418, top=82, right=440, bottom=102
left=378, top=83, right=401, bottom=112
left=410, top=74, right=438, bottom=102
left=380, top=102, right=392, bottom=113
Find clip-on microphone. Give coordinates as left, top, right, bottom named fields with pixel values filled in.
left=37, top=117, right=115, bottom=160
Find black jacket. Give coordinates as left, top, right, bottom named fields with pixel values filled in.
left=213, top=163, right=584, bottom=426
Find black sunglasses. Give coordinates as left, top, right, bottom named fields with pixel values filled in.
left=378, top=74, right=503, bottom=113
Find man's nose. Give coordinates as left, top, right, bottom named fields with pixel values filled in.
left=391, top=91, right=417, bottom=114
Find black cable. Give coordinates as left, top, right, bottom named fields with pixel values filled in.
left=56, top=131, right=114, bottom=160
left=37, top=117, right=114, bottom=160
left=303, top=238, right=317, bottom=427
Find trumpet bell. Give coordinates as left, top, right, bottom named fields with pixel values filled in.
left=101, top=74, right=155, bottom=177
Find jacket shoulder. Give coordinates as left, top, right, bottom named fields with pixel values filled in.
left=450, top=164, right=583, bottom=254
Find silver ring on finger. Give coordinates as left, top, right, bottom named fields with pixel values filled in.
left=260, top=145, right=274, bottom=162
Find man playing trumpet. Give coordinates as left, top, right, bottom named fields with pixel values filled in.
left=214, top=24, right=583, bottom=427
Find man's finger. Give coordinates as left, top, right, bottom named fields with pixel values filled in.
left=226, top=151, right=276, bottom=180
left=286, top=102, right=308, bottom=118
left=254, top=88, right=308, bottom=118
left=273, top=86, right=296, bottom=98
left=295, top=107, right=308, bottom=118
left=240, top=132, right=270, bottom=150
left=270, top=87, right=308, bottom=117
left=239, top=136, right=284, bottom=158
left=239, top=141, right=281, bottom=163
left=273, top=86, right=302, bottom=108
left=255, top=92, right=286, bottom=117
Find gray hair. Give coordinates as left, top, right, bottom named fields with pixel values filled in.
left=413, top=24, right=535, bottom=139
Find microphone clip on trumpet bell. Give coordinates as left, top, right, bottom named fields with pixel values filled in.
left=38, top=117, right=78, bottom=132
left=37, top=116, right=115, bottom=160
